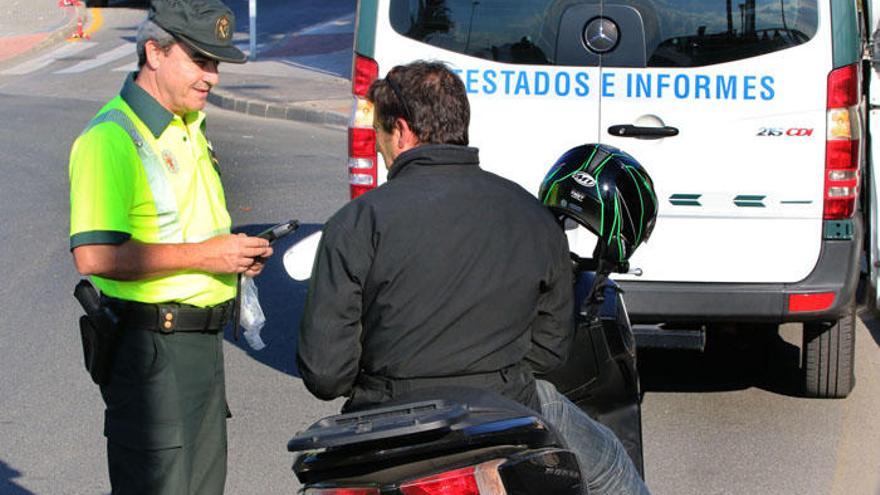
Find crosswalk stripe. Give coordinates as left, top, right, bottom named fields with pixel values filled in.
left=54, top=42, right=135, bottom=74
left=1, top=41, right=97, bottom=75
left=113, top=61, right=138, bottom=72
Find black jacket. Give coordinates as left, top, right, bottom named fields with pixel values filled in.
left=297, top=144, right=574, bottom=411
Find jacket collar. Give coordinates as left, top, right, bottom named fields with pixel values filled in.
left=120, top=72, right=173, bottom=139
left=388, top=144, right=480, bottom=180
left=120, top=72, right=203, bottom=139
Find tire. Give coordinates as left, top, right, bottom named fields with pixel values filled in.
left=802, top=300, right=856, bottom=398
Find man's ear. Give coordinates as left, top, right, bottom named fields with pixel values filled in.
left=143, top=40, right=165, bottom=70
left=394, top=118, right=419, bottom=150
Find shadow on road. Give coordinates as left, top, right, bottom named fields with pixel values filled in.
left=0, top=460, right=35, bottom=495
left=638, top=325, right=804, bottom=397
left=640, top=272, right=880, bottom=397
left=860, top=310, right=880, bottom=347
left=226, top=0, right=355, bottom=41
left=855, top=273, right=880, bottom=347
left=226, top=222, right=323, bottom=377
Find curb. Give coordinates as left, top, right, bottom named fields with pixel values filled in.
left=0, top=3, right=89, bottom=70
left=208, top=90, right=349, bottom=127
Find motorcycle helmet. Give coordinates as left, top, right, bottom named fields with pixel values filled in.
left=539, top=144, right=658, bottom=263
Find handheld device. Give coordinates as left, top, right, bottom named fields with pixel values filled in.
left=257, top=220, right=299, bottom=244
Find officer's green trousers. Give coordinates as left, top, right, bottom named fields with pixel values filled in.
left=100, top=328, right=228, bottom=495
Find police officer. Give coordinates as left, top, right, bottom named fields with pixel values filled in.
left=68, top=1, right=271, bottom=493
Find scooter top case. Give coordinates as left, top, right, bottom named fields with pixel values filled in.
left=288, top=386, right=578, bottom=487
left=539, top=268, right=644, bottom=474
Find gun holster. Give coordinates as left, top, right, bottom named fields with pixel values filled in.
left=74, top=280, right=120, bottom=386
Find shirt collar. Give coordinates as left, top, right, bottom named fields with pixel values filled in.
left=120, top=72, right=173, bottom=139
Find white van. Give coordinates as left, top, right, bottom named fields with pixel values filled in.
left=346, top=0, right=872, bottom=398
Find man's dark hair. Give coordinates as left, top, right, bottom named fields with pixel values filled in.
left=367, top=61, right=469, bottom=146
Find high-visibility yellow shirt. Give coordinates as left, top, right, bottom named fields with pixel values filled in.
left=69, top=73, right=234, bottom=307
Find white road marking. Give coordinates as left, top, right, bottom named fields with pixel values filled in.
left=113, top=61, right=137, bottom=72
left=1, top=41, right=97, bottom=75
left=297, top=13, right=355, bottom=35
left=54, top=42, right=135, bottom=74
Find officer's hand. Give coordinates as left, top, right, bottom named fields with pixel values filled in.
left=245, top=244, right=274, bottom=277
left=244, top=258, right=266, bottom=277
left=200, top=233, right=271, bottom=274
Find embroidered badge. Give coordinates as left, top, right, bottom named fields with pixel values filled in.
left=162, top=149, right=179, bottom=174
left=215, top=15, right=232, bottom=43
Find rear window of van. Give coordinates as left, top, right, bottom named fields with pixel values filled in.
left=389, top=0, right=819, bottom=67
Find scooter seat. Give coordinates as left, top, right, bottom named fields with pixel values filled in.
left=289, top=386, right=567, bottom=483
left=288, top=386, right=554, bottom=452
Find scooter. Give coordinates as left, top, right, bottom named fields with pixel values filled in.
left=284, top=238, right=644, bottom=495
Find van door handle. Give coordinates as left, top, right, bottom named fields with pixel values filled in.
left=608, top=124, right=679, bottom=139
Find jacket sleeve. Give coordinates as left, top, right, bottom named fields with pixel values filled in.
left=524, top=229, right=575, bottom=374
left=297, top=208, right=373, bottom=400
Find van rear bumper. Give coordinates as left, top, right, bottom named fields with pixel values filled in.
left=619, top=216, right=863, bottom=324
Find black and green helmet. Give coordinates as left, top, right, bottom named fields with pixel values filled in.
left=539, top=144, right=658, bottom=263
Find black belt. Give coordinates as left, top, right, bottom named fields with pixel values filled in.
left=104, top=297, right=233, bottom=334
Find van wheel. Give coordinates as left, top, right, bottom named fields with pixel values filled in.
left=802, top=301, right=856, bottom=398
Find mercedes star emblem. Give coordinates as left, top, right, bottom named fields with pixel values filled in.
left=583, top=17, right=620, bottom=54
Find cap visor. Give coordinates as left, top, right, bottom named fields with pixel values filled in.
left=175, top=33, right=247, bottom=64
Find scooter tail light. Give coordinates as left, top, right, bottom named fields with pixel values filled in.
left=399, top=459, right=507, bottom=495
left=303, top=487, right=380, bottom=495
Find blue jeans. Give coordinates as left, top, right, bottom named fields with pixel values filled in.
left=536, top=379, right=650, bottom=495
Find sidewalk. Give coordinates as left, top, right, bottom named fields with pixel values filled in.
left=209, top=10, right=354, bottom=126
left=0, top=0, right=85, bottom=63
left=0, top=1, right=352, bottom=127
left=209, top=55, right=351, bottom=127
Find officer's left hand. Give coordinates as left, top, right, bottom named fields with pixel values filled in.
left=245, top=245, right=274, bottom=277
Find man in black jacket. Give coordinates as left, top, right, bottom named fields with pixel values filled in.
left=297, top=61, right=648, bottom=495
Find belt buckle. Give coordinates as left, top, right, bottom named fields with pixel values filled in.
left=159, top=306, right=178, bottom=333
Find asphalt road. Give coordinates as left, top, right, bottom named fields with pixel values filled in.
left=0, top=95, right=348, bottom=495
left=0, top=8, right=348, bottom=493
left=1, top=6, right=879, bottom=495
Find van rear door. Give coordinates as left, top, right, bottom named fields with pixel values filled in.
left=595, top=0, right=826, bottom=283
left=375, top=0, right=603, bottom=192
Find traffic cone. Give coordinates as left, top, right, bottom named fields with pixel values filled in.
left=69, top=16, right=90, bottom=40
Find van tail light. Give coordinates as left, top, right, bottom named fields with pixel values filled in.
left=824, top=64, right=861, bottom=220
left=399, top=460, right=508, bottom=495
left=304, top=488, right=379, bottom=495
left=349, top=54, right=379, bottom=199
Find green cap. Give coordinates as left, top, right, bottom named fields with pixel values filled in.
left=149, top=0, right=247, bottom=64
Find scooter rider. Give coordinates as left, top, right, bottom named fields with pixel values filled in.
left=297, top=61, right=648, bottom=494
